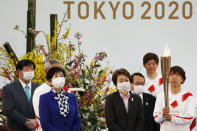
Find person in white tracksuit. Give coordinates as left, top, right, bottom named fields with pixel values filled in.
left=154, top=66, right=196, bottom=131
left=143, top=52, right=163, bottom=98
left=191, top=97, right=197, bottom=131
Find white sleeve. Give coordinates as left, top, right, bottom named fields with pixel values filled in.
left=32, top=89, right=40, bottom=119
left=153, top=93, right=165, bottom=123
left=193, top=97, right=197, bottom=118
left=171, top=96, right=195, bottom=125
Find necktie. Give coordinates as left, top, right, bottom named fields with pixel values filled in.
left=25, top=85, right=31, bottom=102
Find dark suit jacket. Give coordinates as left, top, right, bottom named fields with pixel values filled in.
left=105, top=91, right=144, bottom=131
left=39, top=90, right=81, bottom=131
left=142, top=93, right=160, bottom=131
left=2, top=80, right=40, bottom=131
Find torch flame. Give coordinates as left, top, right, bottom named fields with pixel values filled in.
left=163, top=45, right=170, bottom=56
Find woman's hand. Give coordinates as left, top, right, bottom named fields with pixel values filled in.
left=162, top=107, right=172, bottom=121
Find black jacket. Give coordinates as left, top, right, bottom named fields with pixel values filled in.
left=142, top=93, right=160, bottom=131
left=105, top=91, right=144, bottom=131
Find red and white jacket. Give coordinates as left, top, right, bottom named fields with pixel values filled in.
left=144, top=74, right=163, bottom=98
left=153, top=89, right=196, bottom=131
left=191, top=97, right=197, bottom=131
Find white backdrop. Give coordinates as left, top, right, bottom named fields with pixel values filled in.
left=1, top=0, right=197, bottom=95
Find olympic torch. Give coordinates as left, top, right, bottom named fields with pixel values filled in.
left=161, top=45, right=171, bottom=107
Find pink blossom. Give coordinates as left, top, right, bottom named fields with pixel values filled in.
left=103, top=76, right=107, bottom=81
left=68, top=84, right=72, bottom=88
left=71, top=72, right=75, bottom=78
left=78, top=41, right=82, bottom=46
left=40, top=45, right=48, bottom=57
left=105, top=87, right=109, bottom=92
left=96, top=83, right=100, bottom=87
left=77, top=69, right=81, bottom=74
left=84, top=93, right=89, bottom=99
left=73, top=57, right=79, bottom=65
left=88, top=97, right=92, bottom=103
left=94, top=52, right=107, bottom=61
left=74, top=32, right=82, bottom=40
left=2, top=67, right=11, bottom=81
left=98, top=104, right=102, bottom=107
left=70, top=66, right=74, bottom=71
left=89, top=89, right=93, bottom=94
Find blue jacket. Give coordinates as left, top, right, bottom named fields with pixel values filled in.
left=39, top=90, right=81, bottom=131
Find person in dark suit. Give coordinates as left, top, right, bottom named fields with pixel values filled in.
left=39, top=67, right=81, bottom=131
left=105, top=68, right=144, bottom=131
left=130, top=72, right=160, bottom=131
left=2, top=59, right=40, bottom=131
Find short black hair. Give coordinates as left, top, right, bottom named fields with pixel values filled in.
left=46, top=67, right=66, bottom=80
left=130, top=72, right=145, bottom=83
left=112, top=68, right=131, bottom=86
left=170, top=66, right=186, bottom=83
left=16, top=59, right=35, bottom=70
left=143, top=52, right=159, bottom=65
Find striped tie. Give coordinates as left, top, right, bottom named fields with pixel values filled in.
left=25, top=85, right=31, bottom=102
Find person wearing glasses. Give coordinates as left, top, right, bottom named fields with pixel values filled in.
left=130, top=72, right=160, bottom=131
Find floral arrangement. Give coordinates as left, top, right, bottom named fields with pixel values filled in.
left=0, top=46, right=17, bottom=82
left=0, top=20, right=116, bottom=130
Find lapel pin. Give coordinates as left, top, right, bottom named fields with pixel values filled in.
left=131, top=98, right=133, bottom=101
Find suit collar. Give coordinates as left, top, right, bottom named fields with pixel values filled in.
left=47, top=90, right=71, bottom=103
left=48, top=90, right=58, bottom=102
left=15, top=80, right=37, bottom=103
left=15, top=80, right=30, bottom=104
left=119, top=91, right=130, bottom=99
left=19, top=79, right=32, bottom=90
left=114, top=91, right=133, bottom=115
left=128, top=92, right=135, bottom=114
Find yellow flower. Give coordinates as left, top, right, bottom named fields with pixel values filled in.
left=63, top=27, right=71, bottom=39
left=108, top=87, right=117, bottom=94
left=90, top=60, right=94, bottom=68
left=98, top=90, right=104, bottom=95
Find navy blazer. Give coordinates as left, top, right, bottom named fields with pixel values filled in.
left=39, top=90, right=81, bottom=131
left=2, top=80, right=39, bottom=131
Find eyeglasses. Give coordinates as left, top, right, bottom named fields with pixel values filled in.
left=133, top=82, right=145, bottom=86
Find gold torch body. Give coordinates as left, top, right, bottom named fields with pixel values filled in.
left=161, top=56, right=171, bottom=107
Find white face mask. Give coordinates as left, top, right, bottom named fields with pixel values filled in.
left=117, top=82, right=131, bottom=93
left=23, top=71, right=34, bottom=81
left=133, top=85, right=144, bottom=95
left=52, top=77, right=65, bottom=89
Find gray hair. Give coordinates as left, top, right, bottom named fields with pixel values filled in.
left=44, top=59, right=60, bottom=70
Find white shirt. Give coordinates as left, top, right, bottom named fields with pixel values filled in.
left=190, top=97, right=197, bottom=131
left=19, top=79, right=32, bottom=96
left=154, top=89, right=195, bottom=131
left=144, top=73, right=163, bottom=98
left=32, top=83, right=51, bottom=131
left=119, top=92, right=130, bottom=113
left=139, top=93, right=143, bottom=103
left=0, top=117, right=3, bottom=125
